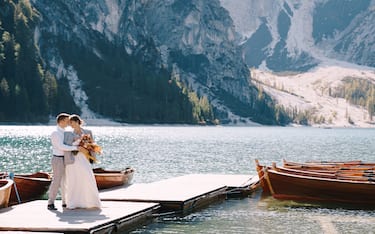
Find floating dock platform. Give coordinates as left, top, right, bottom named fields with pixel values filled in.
left=0, top=174, right=259, bottom=233
left=0, top=200, right=159, bottom=233
left=100, top=174, right=259, bottom=214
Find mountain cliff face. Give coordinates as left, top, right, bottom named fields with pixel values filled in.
left=116, top=0, right=254, bottom=114
left=5, top=0, right=372, bottom=125
left=220, top=0, right=375, bottom=71
left=31, top=0, right=282, bottom=124
left=220, top=0, right=375, bottom=127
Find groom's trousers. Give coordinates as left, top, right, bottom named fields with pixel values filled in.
left=47, top=155, right=66, bottom=205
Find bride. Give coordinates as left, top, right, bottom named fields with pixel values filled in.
left=64, top=114, right=101, bottom=209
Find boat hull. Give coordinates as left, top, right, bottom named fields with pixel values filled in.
left=266, top=169, right=375, bottom=205
left=0, top=179, right=13, bottom=208
left=93, top=167, right=134, bottom=190
left=10, top=172, right=51, bottom=205
left=255, top=160, right=270, bottom=195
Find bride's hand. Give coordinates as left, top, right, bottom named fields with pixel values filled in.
left=78, top=146, right=89, bottom=155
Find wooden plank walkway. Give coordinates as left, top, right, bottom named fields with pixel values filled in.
left=187, top=174, right=259, bottom=195
left=100, top=174, right=258, bottom=214
left=0, top=174, right=259, bottom=233
left=0, top=200, right=159, bottom=233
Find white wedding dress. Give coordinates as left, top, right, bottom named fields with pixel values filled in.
left=65, top=152, right=101, bottom=209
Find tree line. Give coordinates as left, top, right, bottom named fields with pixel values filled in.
left=0, top=0, right=215, bottom=124
left=0, top=0, right=51, bottom=122
left=0, top=0, right=290, bottom=125
left=330, top=77, right=375, bottom=121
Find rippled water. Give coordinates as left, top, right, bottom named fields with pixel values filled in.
left=1, top=126, right=375, bottom=233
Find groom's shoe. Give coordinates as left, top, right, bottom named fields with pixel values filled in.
left=62, top=204, right=67, bottom=208
left=47, top=204, right=57, bottom=210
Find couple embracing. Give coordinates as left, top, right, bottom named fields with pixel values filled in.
left=47, top=113, right=101, bottom=210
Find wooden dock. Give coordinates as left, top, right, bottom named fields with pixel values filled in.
left=0, top=174, right=259, bottom=233
left=100, top=174, right=258, bottom=214
left=0, top=200, right=159, bottom=233
left=189, top=174, right=260, bottom=197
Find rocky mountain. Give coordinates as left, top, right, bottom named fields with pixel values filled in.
left=220, top=0, right=375, bottom=72
left=2, top=0, right=373, bottom=126
left=220, top=0, right=375, bottom=127
left=28, top=0, right=282, bottom=125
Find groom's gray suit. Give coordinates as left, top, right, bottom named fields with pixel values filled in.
left=63, top=132, right=76, bottom=165
left=64, top=129, right=95, bottom=164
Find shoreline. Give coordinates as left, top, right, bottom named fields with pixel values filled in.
left=1, top=122, right=375, bottom=128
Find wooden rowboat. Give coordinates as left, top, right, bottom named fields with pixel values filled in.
left=305, top=160, right=364, bottom=165
left=0, top=179, right=13, bottom=208
left=255, top=160, right=375, bottom=206
left=270, top=162, right=375, bottom=182
left=263, top=167, right=375, bottom=206
left=255, top=159, right=270, bottom=194
left=93, top=167, right=135, bottom=190
left=4, top=172, right=52, bottom=205
left=282, top=160, right=375, bottom=181
left=283, top=159, right=375, bottom=171
left=270, top=163, right=338, bottom=179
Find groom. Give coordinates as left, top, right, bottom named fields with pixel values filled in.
left=47, top=113, right=81, bottom=210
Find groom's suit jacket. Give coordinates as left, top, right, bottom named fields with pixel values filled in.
left=63, top=129, right=94, bottom=165
left=63, top=132, right=76, bottom=165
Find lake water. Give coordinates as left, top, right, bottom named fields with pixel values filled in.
left=1, top=126, right=375, bottom=233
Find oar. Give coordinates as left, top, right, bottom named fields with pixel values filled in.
left=8, top=172, right=21, bottom=204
